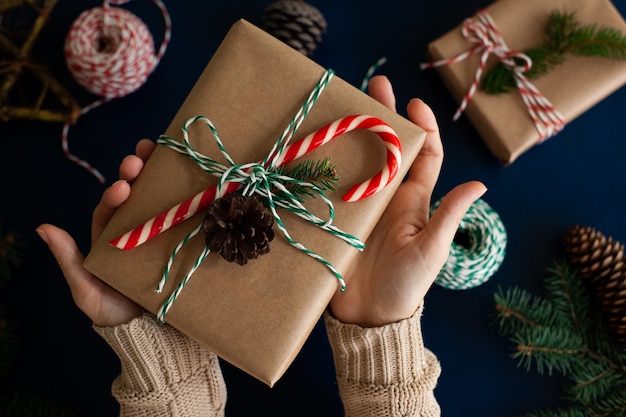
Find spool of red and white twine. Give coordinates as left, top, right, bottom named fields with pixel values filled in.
left=421, top=10, right=565, bottom=142
left=62, top=0, right=171, bottom=183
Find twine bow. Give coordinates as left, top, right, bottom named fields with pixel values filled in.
left=421, top=10, right=565, bottom=142
left=153, top=69, right=365, bottom=321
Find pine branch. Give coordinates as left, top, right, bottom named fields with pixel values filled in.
left=494, top=259, right=626, bottom=416
left=277, top=157, right=338, bottom=203
left=481, top=10, right=626, bottom=95
left=494, top=285, right=566, bottom=335
left=511, top=324, right=586, bottom=375
left=566, top=355, right=624, bottom=404
left=542, top=262, right=590, bottom=331
left=519, top=407, right=587, bottom=417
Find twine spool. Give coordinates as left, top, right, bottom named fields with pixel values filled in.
left=431, top=198, right=507, bottom=290
left=62, top=0, right=171, bottom=183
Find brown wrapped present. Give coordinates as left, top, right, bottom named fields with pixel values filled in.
left=424, top=0, right=626, bottom=164
left=84, top=19, right=425, bottom=386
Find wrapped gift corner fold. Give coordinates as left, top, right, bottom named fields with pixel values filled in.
left=424, top=0, right=626, bottom=164
left=83, top=19, right=426, bottom=386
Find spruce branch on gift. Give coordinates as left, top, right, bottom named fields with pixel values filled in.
left=482, top=10, right=626, bottom=95
left=494, top=260, right=626, bottom=417
left=277, top=157, right=338, bottom=202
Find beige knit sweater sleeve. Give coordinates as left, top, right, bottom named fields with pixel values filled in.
left=94, top=313, right=227, bottom=416
left=94, top=305, right=440, bottom=417
left=324, top=304, right=441, bottom=417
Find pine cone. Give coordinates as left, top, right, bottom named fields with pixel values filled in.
left=203, top=193, right=275, bottom=265
left=564, top=225, right=626, bottom=345
left=262, top=0, right=327, bottom=56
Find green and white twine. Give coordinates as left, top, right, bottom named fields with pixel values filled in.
left=154, top=69, right=366, bottom=322
left=359, top=56, right=387, bottom=91
left=430, top=198, right=507, bottom=290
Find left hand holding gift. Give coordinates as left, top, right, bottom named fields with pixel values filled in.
left=329, top=75, right=486, bottom=327
left=36, top=139, right=156, bottom=327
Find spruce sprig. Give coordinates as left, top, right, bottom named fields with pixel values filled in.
left=277, top=157, right=338, bottom=203
left=494, top=260, right=626, bottom=416
left=482, top=10, right=626, bottom=95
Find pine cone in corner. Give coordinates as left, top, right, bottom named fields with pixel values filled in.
left=203, top=193, right=275, bottom=265
left=262, top=0, right=327, bottom=56
left=564, top=225, right=626, bottom=345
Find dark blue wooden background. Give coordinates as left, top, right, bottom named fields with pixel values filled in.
left=1, top=0, right=625, bottom=415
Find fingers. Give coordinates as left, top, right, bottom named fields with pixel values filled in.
left=405, top=98, right=444, bottom=188
left=119, top=155, right=145, bottom=182
left=425, top=181, right=488, bottom=265
left=94, top=139, right=154, bottom=242
left=392, top=99, right=445, bottom=225
left=368, top=75, right=396, bottom=112
left=120, top=139, right=155, bottom=181
left=91, top=180, right=131, bottom=242
left=135, top=138, right=156, bottom=161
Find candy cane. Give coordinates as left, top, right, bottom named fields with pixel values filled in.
left=110, top=114, right=401, bottom=250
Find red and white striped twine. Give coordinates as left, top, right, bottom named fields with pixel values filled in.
left=62, top=0, right=171, bottom=183
left=421, top=10, right=565, bottom=142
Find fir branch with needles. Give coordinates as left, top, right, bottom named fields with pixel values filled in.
left=482, top=10, right=626, bottom=95
left=494, top=260, right=626, bottom=417
left=277, top=157, right=339, bottom=203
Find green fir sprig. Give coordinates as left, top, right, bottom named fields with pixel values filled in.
left=494, top=260, right=626, bottom=417
left=277, top=157, right=338, bottom=203
left=482, top=10, right=626, bottom=95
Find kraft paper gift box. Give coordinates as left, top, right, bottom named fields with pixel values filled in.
left=84, top=19, right=425, bottom=386
left=424, top=0, right=626, bottom=164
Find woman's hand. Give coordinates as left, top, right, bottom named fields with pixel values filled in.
left=329, top=76, right=486, bottom=327
left=37, top=139, right=156, bottom=327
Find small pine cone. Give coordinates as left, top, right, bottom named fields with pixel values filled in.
left=564, top=225, right=626, bottom=345
left=203, top=193, right=275, bottom=265
left=564, top=225, right=625, bottom=283
left=262, top=0, right=327, bottom=56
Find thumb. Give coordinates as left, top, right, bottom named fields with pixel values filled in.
left=425, top=181, right=487, bottom=264
left=36, top=224, right=144, bottom=327
left=36, top=224, right=91, bottom=302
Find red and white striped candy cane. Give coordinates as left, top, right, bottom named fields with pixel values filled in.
left=110, top=114, right=401, bottom=250
left=421, top=9, right=565, bottom=142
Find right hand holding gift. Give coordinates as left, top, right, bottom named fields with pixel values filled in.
left=329, top=75, right=486, bottom=328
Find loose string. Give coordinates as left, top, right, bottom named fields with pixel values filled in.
left=155, top=69, right=366, bottom=322
left=430, top=198, right=507, bottom=290
left=62, top=0, right=172, bottom=183
left=359, top=56, right=387, bottom=91
left=421, top=10, right=565, bottom=142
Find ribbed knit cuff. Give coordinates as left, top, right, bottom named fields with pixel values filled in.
left=324, top=304, right=441, bottom=417
left=324, top=304, right=430, bottom=384
left=94, top=313, right=227, bottom=417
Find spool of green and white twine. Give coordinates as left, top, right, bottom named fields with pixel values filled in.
left=430, top=198, right=507, bottom=290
